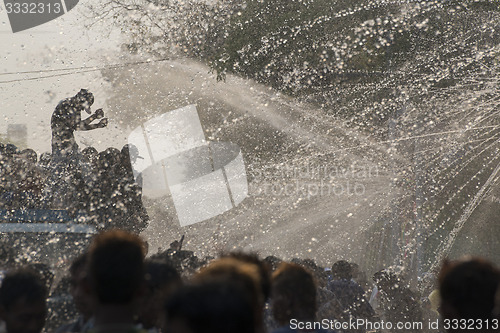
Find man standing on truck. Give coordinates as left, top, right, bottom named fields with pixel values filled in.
left=50, top=89, right=107, bottom=158
left=44, top=89, right=107, bottom=213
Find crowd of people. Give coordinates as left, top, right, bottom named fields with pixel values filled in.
left=0, top=142, right=148, bottom=234
left=0, top=89, right=148, bottom=233
left=1, top=90, right=500, bottom=332
left=0, top=229, right=499, bottom=333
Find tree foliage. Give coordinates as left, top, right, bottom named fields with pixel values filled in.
left=89, top=0, right=499, bottom=97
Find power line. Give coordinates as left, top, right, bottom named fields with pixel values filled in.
left=0, top=68, right=103, bottom=84
left=0, top=58, right=170, bottom=84
left=0, top=58, right=169, bottom=75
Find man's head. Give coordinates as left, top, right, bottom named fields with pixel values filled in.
left=292, top=258, right=328, bottom=288
left=82, top=146, right=98, bottom=160
left=164, top=280, right=255, bottom=333
left=194, top=256, right=264, bottom=325
left=0, top=268, right=48, bottom=333
left=75, top=89, right=94, bottom=114
left=1, top=144, right=19, bottom=159
left=439, top=257, right=500, bottom=329
left=87, top=229, right=146, bottom=305
left=221, top=251, right=271, bottom=301
left=139, top=259, right=182, bottom=329
left=271, top=262, right=317, bottom=325
left=98, top=148, right=122, bottom=170
left=121, top=144, right=143, bottom=166
left=331, top=260, right=352, bottom=280
left=19, top=149, right=37, bottom=164
left=373, top=270, right=398, bottom=292
left=263, top=255, right=282, bottom=272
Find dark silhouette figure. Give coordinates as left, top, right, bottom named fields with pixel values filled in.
left=92, top=147, right=149, bottom=233
left=165, top=280, right=256, bottom=333
left=50, top=89, right=107, bottom=157
left=45, top=89, right=107, bottom=213
left=0, top=267, right=48, bottom=333
left=85, top=230, right=146, bottom=333
left=165, top=256, right=261, bottom=333
left=327, top=260, right=375, bottom=322
left=138, top=259, right=182, bottom=330
left=271, top=262, right=328, bottom=333
left=55, top=253, right=93, bottom=333
left=439, top=257, right=500, bottom=332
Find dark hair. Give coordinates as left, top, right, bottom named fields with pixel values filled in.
left=29, top=263, right=55, bottom=291
left=291, top=258, right=328, bottom=287
left=0, top=268, right=48, bottom=310
left=332, top=260, right=352, bottom=280
left=144, top=259, right=181, bottom=292
left=76, top=89, right=94, bottom=105
left=222, top=251, right=271, bottom=301
left=195, top=257, right=262, bottom=302
left=121, top=144, right=141, bottom=160
left=263, top=255, right=282, bottom=272
left=82, top=147, right=98, bottom=158
left=88, top=230, right=145, bottom=304
left=165, top=281, right=255, bottom=333
left=1, top=143, right=19, bottom=157
left=439, top=257, right=500, bottom=320
left=69, top=252, right=88, bottom=276
left=98, top=148, right=121, bottom=170
left=20, top=148, right=37, bottom=163
left=373, top=270, right=397, bottom=284
left=272, top=262, right=317, bottom=322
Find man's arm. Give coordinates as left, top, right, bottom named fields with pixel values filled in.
left=77, top=109, right=107, bottom=131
